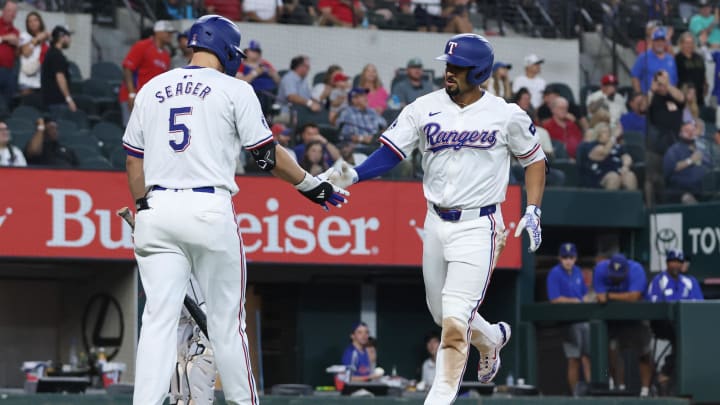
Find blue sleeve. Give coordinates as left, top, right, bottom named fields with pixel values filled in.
left=669, top=62, right=678, bottom=86
left=354, top=145, right=403, bottom=181
left=594, top=264, right=608, bottom=293
left=546, top=267, right=561, bottom=300
left=628, top=262, right=647, bottom=293
left=341, top=347, right=353, bottom=365
left=631, top=54, right=645, bottom=79
left=646, top=276, right=661, bottom=302
left=578, top=268, right=588, bottom=297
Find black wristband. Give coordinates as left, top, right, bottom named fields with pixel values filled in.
left=136, top=197, right=149, bottom=212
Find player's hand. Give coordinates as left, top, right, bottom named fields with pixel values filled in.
left=513, top=205, right=542, bottom=253
left=295, top=172, right=350, bottom=211
left=320, top=159, right=358, bottom=189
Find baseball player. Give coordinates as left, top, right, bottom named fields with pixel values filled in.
left=122, top=15, right=348, bottom=405
left=327, top=33, right=546, bottom=405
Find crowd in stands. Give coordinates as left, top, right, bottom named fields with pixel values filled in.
left=546, top=243, right=703, bottom=397
left=0, top=0, right=719, bottom=207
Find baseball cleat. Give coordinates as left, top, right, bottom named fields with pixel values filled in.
left=477, top=322, right=511, bottom=383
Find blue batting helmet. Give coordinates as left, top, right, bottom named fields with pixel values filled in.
left=188, top=15, right=245, bottom=76
left=435, top=34, right=494, bottom=86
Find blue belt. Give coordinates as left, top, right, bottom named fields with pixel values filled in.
left=151, top=185, right=215, bottom=193
left=433, top=204, right=496, bottom=222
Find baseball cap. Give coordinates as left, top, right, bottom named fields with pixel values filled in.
left=154, top=20, right=177, bottom=32
left=601, top=74, right=618, bottom=86
left=524, top=53, right=544, bottom=67
left=609, top=253, right=629, bottom=273
left=652, top=27, right=667, bottom=41
left=348, top=87, right=369, bottom=103
left=331, top=71, right=349, bottom=84
left=51, top=25, right=72, bottom=41
left=407, top=57, right=423, bottom=68
left=558, top=243, right=577, bottom=257
left=247, top=40, right=262, bottom=52
left=351, top=321, right=368, bottom=334
left=271, top=123, right=290, bottom=137
left=666, top=250, right=685, bottom=262
left=493, top=61, right=512, bottom=72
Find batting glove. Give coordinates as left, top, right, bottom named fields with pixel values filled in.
left=514, top=205, right=542, bottom=252
left=294, top=172, right=350, bottom=211
left=320, top=159, right=359, bottom=190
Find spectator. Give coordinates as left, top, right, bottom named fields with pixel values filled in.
left=537, top=86, right=587, bottom=131
left=620, top=92, right=648, bottom=134
left=293, top=122, right=340, bottom=166
left=277, top=55, right=321, bottom=122
left=512, top=53, right=546, bottom=109
left=339, top=140, right=368, bottom=166
left=586, top=123, right=637, bottom=190
left=171, top=30, right=192, bottom=68
left=675, top=32, right=707, bottom=107
left=0, top=0, right=19, bottom=109
left=631, top=27, right=678, bottom=93
left=270, top=123, right=296, bottom=161
left=593, top=253, right=652, bottom=397
left=680, top=255, right=703, bottom=295
left=318, top=0, right=365, bottom=27
left=419, top=331, right=439, bottom=390
left=546, top=243, right=592, bottom=396
left=681, top=83, right=705, bottom=136
left=300, top=140, right=329, bottom=175
left=648, top=69, right=685, bottom=153
left=689, top=0, right=720, bottom=48
left=155, top=0, right=196, bottom=20
left=512, top=87, right=535, bottom=120
left=698, top=129, right=720, bottom=169
left=440, top=0, right=473, bottom=34
left=541, top=96, right=583, bottom=160
left=358, top=63, right=389, bottom=114
left=119, top=20, right=175, bottom=126
left=586, top=74, right=626, bottom=129
left=278, top=0, right=317, bottom=25
left=635, top=20, right=673, bottom=55
left=40, top=25, right=76, bottom=113
left=24, top=117, right=77, bottom=167
left=663, top=120, right=711, bottom=204
left=646, top=250, right=703, bottom=393
left=311, top=64, right=343, bottom=108
left=319, top=71, right=351, bottom=125
left=243, top=0, right=283, bottom=22
left=336, top=87, right=387, bottom=148
left=237, top=40, right=281, bottom=94
left=413, top=0, right=445, bottom=32
left=0, top=121, right=26, bottom=166
left=18, top=11, right=49, bottom=96
left=337, top=322, right=379, bottom=386
left=485, top=61, right=512, bottom=100
left=390, top=58, right=433, bottom=108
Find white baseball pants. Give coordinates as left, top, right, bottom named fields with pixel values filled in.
left=132, top=189, right=258, bottom=405
left=422, top=206, right=506, bottom=405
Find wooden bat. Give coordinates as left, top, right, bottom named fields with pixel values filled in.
left=117, top=207, right=209, bottom=338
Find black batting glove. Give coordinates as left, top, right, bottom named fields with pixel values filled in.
left=294, top=172, right=350, bottom=211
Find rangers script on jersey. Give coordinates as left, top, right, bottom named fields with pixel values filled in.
left=379, top=89, right=545, bottom=208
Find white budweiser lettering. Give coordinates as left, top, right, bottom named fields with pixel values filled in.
left=47, top=188, right=133, bottom=249
left=237, top=198, right=380, bottom=256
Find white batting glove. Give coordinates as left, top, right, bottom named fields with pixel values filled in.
left=514, top=205, right=542, bottom=252
left=320, top=159, right=359, bottom=190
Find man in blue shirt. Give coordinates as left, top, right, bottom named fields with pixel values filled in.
left=619, top=92, right=647, bottom=134
left=647, top=250, right=703, bottom=393
left=546, top=242, right=591, bottom=395
left=336, top=322, right=379, bottom=390
left=594, top=253, right=652, bottom=396
left=631, top=28, right=678, bottom=93
left=663, top=120, right=711, bottom=203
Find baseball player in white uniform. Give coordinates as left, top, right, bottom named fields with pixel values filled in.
left=122, top=15, right=348, bottom=405
left=327, top=34, right=546, bottom=405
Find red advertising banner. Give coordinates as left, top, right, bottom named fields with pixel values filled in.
left=0, top=168, right=522, bottom=268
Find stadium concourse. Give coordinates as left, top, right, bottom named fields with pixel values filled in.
left=2, top=0, right=720, bottom=404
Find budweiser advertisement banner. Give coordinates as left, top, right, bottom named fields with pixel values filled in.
left=0, top=169, right=522, bottom=268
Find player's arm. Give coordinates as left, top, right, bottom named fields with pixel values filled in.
left=126, top=155, right=146, bottom=200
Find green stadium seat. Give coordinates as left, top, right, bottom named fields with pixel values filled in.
left=79, top=156, right=114, bottom=170
left=91, top=121, right=124, bottom=146
left=623, top=131, right=645, bottom=146
left=5, top=117, right=35, bottom=134
left=11, top=105, right=41, bottom=122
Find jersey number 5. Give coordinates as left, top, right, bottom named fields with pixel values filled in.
left=169, top=107, right=192, bottom=152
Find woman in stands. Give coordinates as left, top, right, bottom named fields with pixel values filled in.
left=18, top=11, right=49, bottom=96
left=299, top=140, right=329, bottom=176
left=0, top=121, right=26, bottom=167
left=586, top=123, right=638, bottom=191
left=358, top=63, right=388, bottom=114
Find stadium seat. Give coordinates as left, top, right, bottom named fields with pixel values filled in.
left=11, top=105, right=41, bottom=122
left=701, top=106, right=716, bottom=124
left=100, top=110, right=123, bottom=127
left=57, top=109, right=90, bottom=129
left=624, top=143, right=645, bottom=164
left=623, top=131, right=644, bottom=146
left=580, top=84, right=599, bottom=107
left=79, top=156, right=114, bottom=170
left=551, top=159, right=578, bottom=187
left=91, top=121, right=124, bottom=146
left=74, top=94, right=99, bottom=116
left=6, top=117, right=35, bottom=134
left=68, top=61, right=84, bottom=93
left=71, top=144, right=103, bottom=162
left=551, top=139, right=569, bottom=160
left=313, top=71, right=326, bottom=86
left=382, top=109, right=400, bottom=124
left=91, top=61, right=122, bottom=82
left=110, top=148, right=127, bottom=169
left=56, top=119, right=80, bottom=135
left=19, top=91, right=43, bottom=109
left=317, top=123, right=340, bottom=144
left=62, top=135, right=101, bottom=150
left=575, top=141, right=594, bottom=187
left=10, top=130, right=33, bottom=150
left=295, top=106, right=329, bottom=126
left=617, top=85, right=633, bottom=100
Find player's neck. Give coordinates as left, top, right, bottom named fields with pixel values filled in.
left=189, top=52, right=224, bottom=73
left=451, top=89, right=483, bottom=108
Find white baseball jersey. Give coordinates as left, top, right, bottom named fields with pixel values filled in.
left=122, top=66, right=273, bottom=194
left=380, top=89, right=545, bottom=209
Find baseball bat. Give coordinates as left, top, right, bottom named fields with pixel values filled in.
left=117, top=207, right=209, bottom=338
